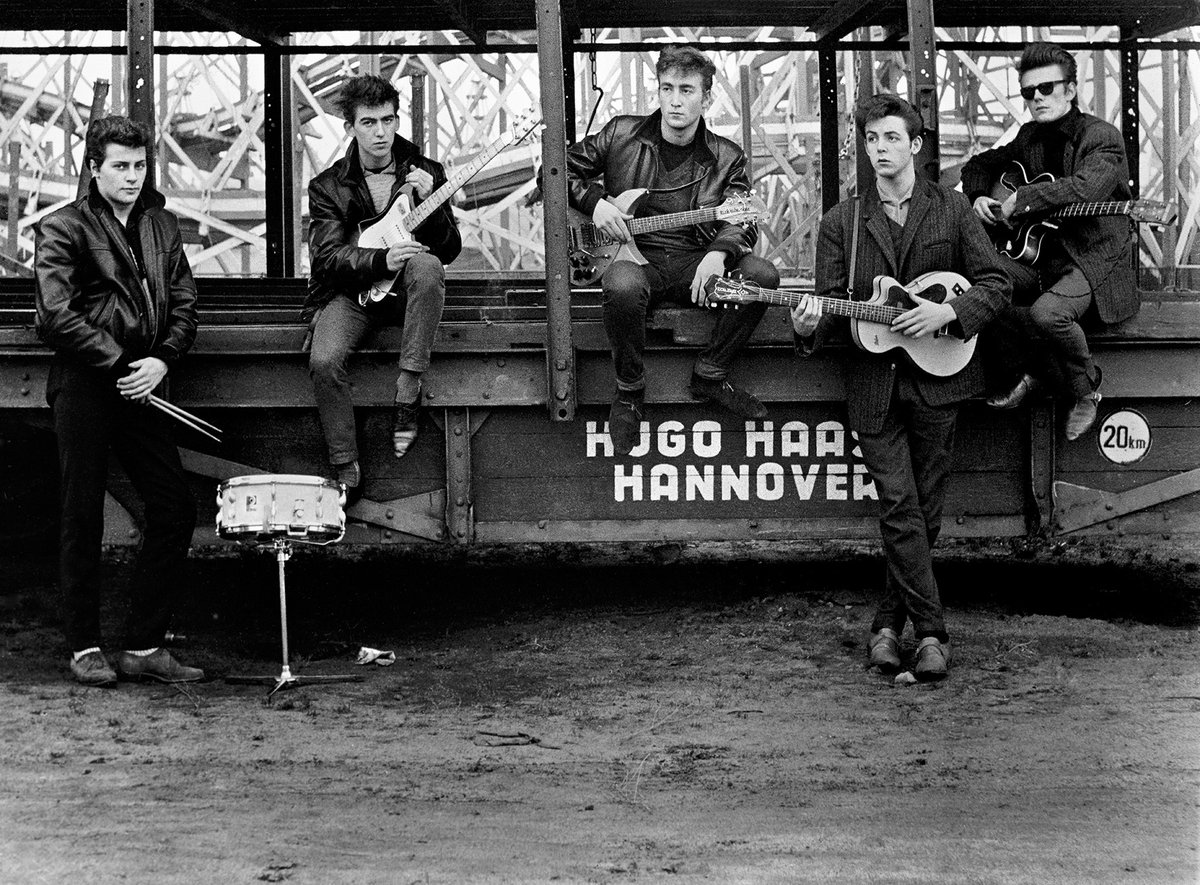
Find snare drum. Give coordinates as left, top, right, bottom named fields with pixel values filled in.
left=216, top=474, right=346, bottom=543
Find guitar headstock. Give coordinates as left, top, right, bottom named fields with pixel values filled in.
left=702, top=274, right=754, bottom=307
left=1130, top=199, right=1178, bottom=226
left=503, top=111, right=545, bottom=147
left=715, top=191, right=769, bottom=225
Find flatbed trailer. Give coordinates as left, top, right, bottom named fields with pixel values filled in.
left=1, top=0, right=1199, bottom=560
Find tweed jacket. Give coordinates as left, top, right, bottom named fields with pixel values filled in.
left=304, top=135, right=462, bottom=321
left=565, top=110, right=757, bottom=262
left=804, top=177, right=1011, bottom=435
left=960, top=107, right=1136, bottom=323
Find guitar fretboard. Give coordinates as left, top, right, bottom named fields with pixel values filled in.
left=1051, top=201, right=1132, bottom=220
left=583, top=205, right=731, bottom=247
left=723, top=286, right=905, bottom=325
left=401, top=135, right=514, bottom=230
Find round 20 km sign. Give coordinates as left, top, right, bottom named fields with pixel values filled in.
left=1097, top=409, right=1152, bottom=464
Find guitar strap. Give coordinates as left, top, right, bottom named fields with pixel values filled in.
left=846, top=197, right=861, bottom=301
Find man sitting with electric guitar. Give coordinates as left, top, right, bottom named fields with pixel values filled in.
left=961, top=42, right=1136, bottom=441
left=305, top=74, right=462, bottom=498
left=565, top=45, right=780, bottom=456
left=792, top=95, right=1009, bottom=680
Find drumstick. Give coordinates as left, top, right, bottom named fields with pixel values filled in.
left=148, top=396, right=223, bottom=443
left=150, top=395, right=224, bottom=435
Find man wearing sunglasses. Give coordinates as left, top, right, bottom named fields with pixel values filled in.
left=961, top=42, right=1135, bottom=441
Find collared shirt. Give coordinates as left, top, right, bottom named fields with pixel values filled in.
left=876, top=179, right=914, bottom=226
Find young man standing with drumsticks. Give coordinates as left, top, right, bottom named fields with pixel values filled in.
left=305, top=74, right=462, bottom=499
left=35, top=116, right=204, bottom=686
left=792, top=95, right=1009, bottom=680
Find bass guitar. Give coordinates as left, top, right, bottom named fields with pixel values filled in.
left=567, top=190, right=767, bottom=287
left=705, top=271, right=976, bottom=378
left=356, top=115, right=542, bottom=306
left=991, top=161, right=1176, bottom=265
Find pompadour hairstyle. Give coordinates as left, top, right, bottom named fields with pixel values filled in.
left=854, top=93, right=924, bottom=140
left=1017, top=42, right=1078, bottom=85
left=655, top=45, right=717, bottom=92
left=85, top=116, right=150, bottom=170
left=337, top=74, right=401, bottom=124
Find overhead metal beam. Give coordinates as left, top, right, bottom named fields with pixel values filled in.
left=167, top=0, right=284, bottom=46
left=813, top=0, right=894, bottom=43
left=430, top=0, right=488, bottom=47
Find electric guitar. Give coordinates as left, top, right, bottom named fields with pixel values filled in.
left=990, top=161, right=1176, bottom=265
left=356, top=115, right=542, bottom=306
left=705, top=271, right=976, bottom=378
left=568, top=190, right=768, bottom=287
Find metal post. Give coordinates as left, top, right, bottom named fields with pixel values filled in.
left=906, top=0, right=939, bottom=183
left=411, top=72, right=426, bottom=153
left=536, top=0, right=576, bottom=422
left=739, top=65, right=754, bottom=183
left=6, top=144, right=19, bottom=261
left=1163, top=50, right=1178, bottom=288
left=444, top=408, right=474, bottom=543
left=818, top=47, right=840, bottom=212
left=1118, top=35, right=1139, bottom=197
left=127, top=0, right=155, bottom=185
left=562, top=28, right=577, bottom=144
left=263, top=48, right=296, bottom=277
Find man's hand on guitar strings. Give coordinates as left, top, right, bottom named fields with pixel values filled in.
left=972, top=195, right=1003, bottom=225
left=790, top=294, right=822, bottom=337
left=405, top=167, right=435, bottom=200
left=691, top=252, right=728, bottom=305
left=592, top=199, right=633, bottom=244
left=891, top=293, right=957, bottom=339
left=386, top=241, right=429, bottom=273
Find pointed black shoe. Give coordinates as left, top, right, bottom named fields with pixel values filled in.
left=608, top=393, right=644, bottom=456
left=986, top=373, right=1040, bottom=410
left=688, top=375, right=767, bottom=419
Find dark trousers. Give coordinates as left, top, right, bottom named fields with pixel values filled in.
left=49, top=361, right=196, bottom=651
left=309, top=253, right=446, bottom=465
left=856, top=372, right=957, bottom=642
left=986, top=256, right=1096, bottom=400
left=601, top=249, right=777, bottom=393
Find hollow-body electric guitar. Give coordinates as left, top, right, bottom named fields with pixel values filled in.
left=567, top=189, right=767, bottom=286
left=990, top=161, right=1176, bottom=265
left=356, top=116, right=542, bottom=306
left=705, top=271, right=975, bottom=378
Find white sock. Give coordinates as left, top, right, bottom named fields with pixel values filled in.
left=124, top=647, right=159, bottom=657
left=73, top=647, right=101, bottom=662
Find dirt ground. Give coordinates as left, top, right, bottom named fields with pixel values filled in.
left=1, top=547, right=1198, bottom=884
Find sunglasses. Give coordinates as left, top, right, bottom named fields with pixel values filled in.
left=1020, top=80, right=1067, bottom=101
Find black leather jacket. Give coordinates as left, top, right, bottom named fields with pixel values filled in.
left=34, top=182, right=198, bottom=374
left=304, top=135, right=462, bottom=320
left=566, top=110, right=758, bottom=261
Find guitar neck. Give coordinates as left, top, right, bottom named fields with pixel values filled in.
left=402, top=138, right=510, bottom=229
left=734, top=287, right=903, bottom=324
left=627, top=205, right=727, bottom=236
left=1050, top=201, right=1132, bottom=221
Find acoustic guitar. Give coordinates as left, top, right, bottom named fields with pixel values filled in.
left=704, top=271, right=976, bottom=378
left=990, top=161, right=1176, bottom=265
left=567, top=189, right=767, bottom=287
left=356, top=115, right=542, bottom=306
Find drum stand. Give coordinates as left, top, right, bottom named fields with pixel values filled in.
left=227, top=538, right=363, bottom=696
